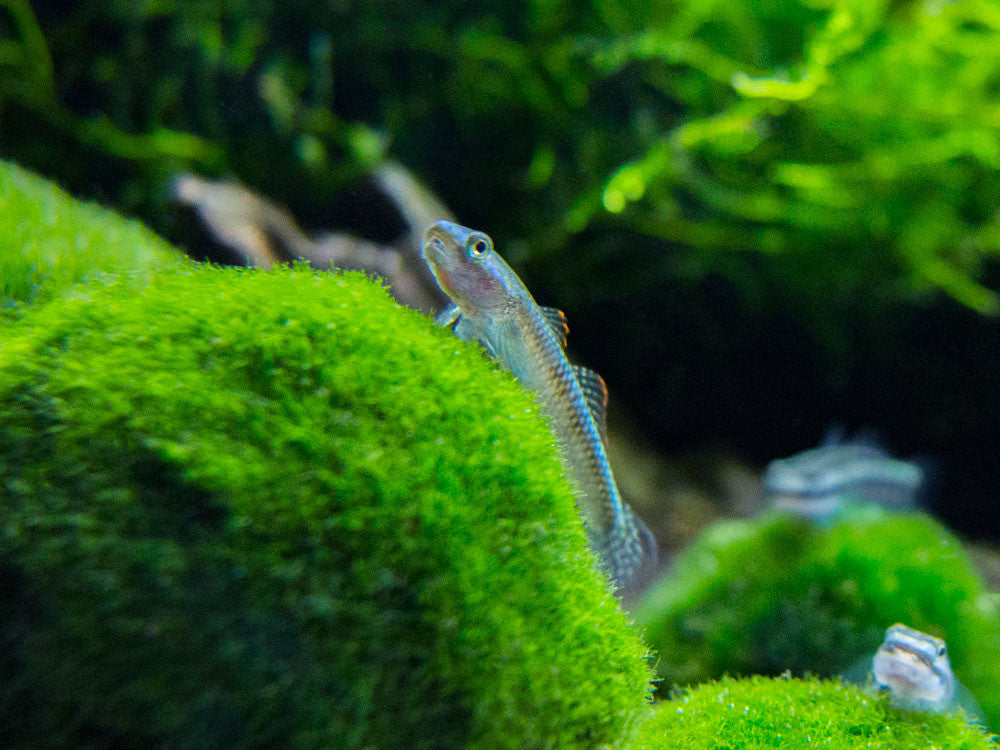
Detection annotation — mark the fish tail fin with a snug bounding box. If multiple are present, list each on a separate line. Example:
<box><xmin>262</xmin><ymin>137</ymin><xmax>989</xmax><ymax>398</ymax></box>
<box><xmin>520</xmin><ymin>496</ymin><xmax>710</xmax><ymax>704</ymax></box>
<box><xmin>820</xmin><ymin>423</ymin><xmax>848</xmax><ymax>446</ymax></box>
<box><xmin>839</xmin><ymin>655</ymin><xmax>875</xmax><ymax>688</ymax></box>
<box><xmin>604</xmin><ymin>504</ymin><xmax>658</xmax><ymax>591</ymax></box>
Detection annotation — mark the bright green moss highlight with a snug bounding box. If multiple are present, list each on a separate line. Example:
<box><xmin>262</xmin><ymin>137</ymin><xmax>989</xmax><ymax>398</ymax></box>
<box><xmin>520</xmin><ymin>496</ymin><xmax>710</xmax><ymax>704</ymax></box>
<box><xmin>636</xmin><ymin>676</ymin><xmax>996</xmax><ymax>749</ymax></box>
<box><xmin>0</xmin><ymin>159</ymin><xmax>177</xmax><ymax>316</ymax></box>
<box><xmin>634</xmin><ymin>509</ymin><xmax>1000</xmax><ymax>729</ymax></box>
<box><xmin>0</xmin><ymin>263</ymin><xmax>651</xmax><ymax>748</ymax></box>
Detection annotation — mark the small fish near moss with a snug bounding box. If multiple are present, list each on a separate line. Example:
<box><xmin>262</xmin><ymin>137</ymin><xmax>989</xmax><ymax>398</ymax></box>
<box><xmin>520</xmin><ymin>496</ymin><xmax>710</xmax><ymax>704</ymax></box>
<box><xmin>763</xmin><ymin>431</ymin><xmax>925</xmax><ymax>525</ymax></box>
<box><xmin>636</xmin><ymin>675</ymin><xmax>996</xmax><ymax>749</ymax></box>
<box><xmin>0</xmin><ymin>257</ymin><xmax>654</xmax><ymax>749</ymax></box>
<box><xmin>842</xmin><ymin>623</ymin><xmax>987</xmax><ymax>727</ymax></box>
<box><xmin>633</xmin><ymin>509</ymin><xmax>1000</xmax><ymax>729</ymax></box>
<box><xmin>420</xmin><ymin>219</ymin><xmax>656</xmax><ymax>590</ymax></box>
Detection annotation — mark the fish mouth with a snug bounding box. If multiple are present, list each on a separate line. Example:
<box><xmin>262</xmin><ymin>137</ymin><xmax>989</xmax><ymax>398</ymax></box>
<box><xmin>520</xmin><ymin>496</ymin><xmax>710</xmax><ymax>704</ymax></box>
<box><xmin>419</xmin><ymin>234</ymin><xmax>458</xmax><ymax>300</ymax></box>
<box><xmin>873</xmin><ymin>646</ymin><xmax>948</xmax><ymax>703</ymax></box>
<box><xmin>881</xmin><ymin>642</ymin><xmax>934</xmax><ymax>669</ymax></box>
<box><xmin>882</xmin><ymin>670</ymin><xmax>920</xmax><ymax>688</ymax></box>
<box><xmin>421</xmin><ymin>219</ymin><xmax>461</xmax><ymax>262</ymax></box>
<box><xmin>420</xmin><ymin>235</ymin><xmax>446</xmax><ymax>265</ymax></box>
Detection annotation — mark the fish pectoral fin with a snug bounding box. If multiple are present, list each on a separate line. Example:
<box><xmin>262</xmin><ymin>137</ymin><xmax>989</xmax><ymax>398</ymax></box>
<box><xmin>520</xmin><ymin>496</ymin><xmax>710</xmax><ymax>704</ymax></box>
<box><xmin>632</xmin><ymin>505</ymin><xmax>658</xmax><ymax>568</ymax></box>
<box><xmin>574</xmin><ymin>365</ymin><xmax>609</xmax><ymax>442</ymax></box>
<box><xmin>436</xmin><ymin>305</ymin><xmax>498</xmax><ymax>357</ymax></box>
<box><xmin>604</xmin><ymin>503</ymin><xmax>658</xmax><ymax>590</ymax></box>
<box><xmin>839</xmin><ymin>657</ymin><xmax>875</xmax><ymax>689</ymax></box>
<box><xmin>539</xmin><ymin>306</ymin><xmax>569</xmax><ymax>348</ymax></box>
<box><xmin>434</xmin><ymin>304</ymin><xmax>461</xmax><ymax>328</ymax></box>
<box><xmin>954</xmin><ymin>681</ymin><xmax>988</xmax><ymax>727</ymax></box>
<box><xmin>456</xmin><ymin>318</ymin><xmax>498</xmax><ymax>357</ymax></box>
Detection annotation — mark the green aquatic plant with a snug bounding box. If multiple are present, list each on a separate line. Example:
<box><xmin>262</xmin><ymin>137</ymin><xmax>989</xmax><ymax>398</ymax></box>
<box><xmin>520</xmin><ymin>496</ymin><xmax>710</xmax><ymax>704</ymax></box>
<box><xmin>636</xmin><ymin>676</ymin><xmax>996</xmax><ymax>749</ymax></box>
<box><xmin>0</xmin><ymin>160</ymin><xmax>177</xmax><ymax>317</ymax></box>
<box><xmin>6</xmin><ymin>1</ymin><xmax>1000</xmax><ymax>494</ymax></box>
<box><xmin>0</xmin><ymin>259</ymin><xmax>652</xmax><ymax>748</ymax></box>
<box><xmin>633</xmin><ymin>509</ymin><xmax>1000</xmax><ymax>729</ymax></box>
<box><xmin>3</xmin><ymin>0</ymin><xmax>999</xmax><ymax>323</ymax></box>
<box><xmin>584</xmin><ymin>0</ymin><xmax>1000</xmax><ymax>316</ymax></box>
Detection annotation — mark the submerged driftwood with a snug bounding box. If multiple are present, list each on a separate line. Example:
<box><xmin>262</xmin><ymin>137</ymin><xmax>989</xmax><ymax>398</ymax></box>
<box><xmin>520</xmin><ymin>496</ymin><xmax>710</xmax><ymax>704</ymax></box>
<box><xmin>171</xmin><ymin>161</ymin><xmax>452</xmax><ymax>314</ymax></box>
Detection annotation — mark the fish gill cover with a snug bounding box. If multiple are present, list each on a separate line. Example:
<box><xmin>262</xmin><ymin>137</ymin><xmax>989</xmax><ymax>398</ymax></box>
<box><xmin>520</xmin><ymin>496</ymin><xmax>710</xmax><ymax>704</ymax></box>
<box><xmin>633</xmin><ymin>509</ymin><xmax>1000</xmax><ymax>730</ymax></box>
<box><xmin>0</xmin><ymin>178</ymin><xmax>652</xmax><ymax>747</ymax></box>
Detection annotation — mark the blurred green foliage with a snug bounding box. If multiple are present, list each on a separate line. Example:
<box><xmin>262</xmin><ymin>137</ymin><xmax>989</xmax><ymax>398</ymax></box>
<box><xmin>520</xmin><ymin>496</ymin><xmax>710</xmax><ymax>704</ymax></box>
<box><xmin>2</xmin><ymin>0</ymin><xmax>998</xmax><ymax>319</ymax></box>
<box><xmin>0</xmin><ymin>159</ymin><xmax>177</xmax><ymax>318</ymax></box>
<box><xmin>0</xmin><ymin>257</ymin><xmax>652</xmax><ymax>747</ymax></box>
<box><xmin>633</xmin><ymin>509</ymin><xmax>1000</xmax><ymax>729</ymax></box>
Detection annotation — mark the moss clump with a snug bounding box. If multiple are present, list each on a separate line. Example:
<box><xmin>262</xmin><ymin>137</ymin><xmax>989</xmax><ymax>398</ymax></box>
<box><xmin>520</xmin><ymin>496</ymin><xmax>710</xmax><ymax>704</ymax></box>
<box><xmin>0</xmin><ymin>160</ymin><xmax>176</xmax><ymax>317</ymax></box>
<box><xmin>636</xmin><ymin>676</ymin><xmax>995</xmax><ymax>749</ymax></box>
<box><xmin>0</xmin><ymin>262</ymin><xmax>651</xmax><ymax>749</ymax></box>
<box><xmin>634</xmin><ymin>509</ymin><xmax>1000</xmax><ymax>728</ymax></box>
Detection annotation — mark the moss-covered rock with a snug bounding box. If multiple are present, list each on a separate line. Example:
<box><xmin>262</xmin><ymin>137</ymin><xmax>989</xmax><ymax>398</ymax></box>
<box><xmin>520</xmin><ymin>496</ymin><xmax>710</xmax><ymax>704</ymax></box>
<box><xmin>633</xmin><ymin>509</ymin><xmax>1000</xmax><ymax>729</ymax></box>
<box><xmin>636</xmin><ymin>676</ymin><xmax>995</xmax><ymax>749</ymax></box>
<box><xmin>0</xmin><ymin>160</ymin><xmax>177</xmax><ymax>318</ymax></box>
<box><xmin>0</xmin><ymin>262</ymin><xmax>651</xmax><ymax>748</ymax></box>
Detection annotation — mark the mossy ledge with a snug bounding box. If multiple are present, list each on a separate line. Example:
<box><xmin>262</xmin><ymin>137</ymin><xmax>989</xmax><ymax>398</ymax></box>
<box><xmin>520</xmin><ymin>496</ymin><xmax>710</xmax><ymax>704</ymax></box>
<box><xmin>634</xmin><ymin>509</ymin><xmax>1000</xmax><ymax>729</ymax></box>
<box><xmin>0</xmin><ymin>159</ymin><xmax>177</xmax><ymax>317</ymax></box>
<box><xmin>636</xmin><ymin>676</ymin><xmax>995</xmax><ymax>749</ymax></box>
<box><xmin>0</xmin><ymin>263</ymin><xmax>651</xmax><ymax>748</ymax></box>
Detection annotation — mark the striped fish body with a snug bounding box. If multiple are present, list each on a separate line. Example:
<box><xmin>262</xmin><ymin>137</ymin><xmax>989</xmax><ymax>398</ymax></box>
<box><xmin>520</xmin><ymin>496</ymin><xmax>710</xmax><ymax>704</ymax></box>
<box><xmin>421</xmin><ymin>220</ymin><xmax>653</xmax><ymax>588</ymax></box>
<box><xmin>763</xmin><ymin>437</ymin><xmax>924</xmax><ymax>524</ymax></box>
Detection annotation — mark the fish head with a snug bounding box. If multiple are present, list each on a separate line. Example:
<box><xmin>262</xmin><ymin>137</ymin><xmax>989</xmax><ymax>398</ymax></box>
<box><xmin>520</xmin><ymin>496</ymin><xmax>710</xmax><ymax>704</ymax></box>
<box><xmin>421</xmin><ymin>220</ymin><xmax>519</xmax><ymax>316</ymax></box>
<box><xmin>763</xmin><ymin>440</ymin><xmax>922</xmax><ymax>518</ymax></box>
<box><xmin>763</xmin><ymin>449</ymin><xmax>826</xmax><ymax>496</ymax></box>
<box><xmin>872</xmin><ymin>623</ymin><xmax>955</xmax><ymax>708</ymax></box>
<box><xmin>763</xmin><ymin>446</ymin><xmax>844</xmax><ymax>519</ymax></box>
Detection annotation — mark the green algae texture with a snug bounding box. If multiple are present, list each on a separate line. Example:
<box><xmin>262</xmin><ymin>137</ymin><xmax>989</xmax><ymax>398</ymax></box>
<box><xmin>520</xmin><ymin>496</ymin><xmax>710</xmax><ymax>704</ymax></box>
<box><xmin>633</xmin><ymin>509</ymin><xmax>1000</xmax><ymax>729</ymax></box>
<box><xmin>0</xmin><ymin>160</ymin><xmax>177</xmax><ymax>316</ymax></box>
<box><xmin>636</xmin><ymin>676</ymin><xmax>996</xmax><ymax>749</ymax></box>
<box><xmin>0</xmin><ymin>263</ymin><xmax>651</xmax><ymax>749</ymax></box>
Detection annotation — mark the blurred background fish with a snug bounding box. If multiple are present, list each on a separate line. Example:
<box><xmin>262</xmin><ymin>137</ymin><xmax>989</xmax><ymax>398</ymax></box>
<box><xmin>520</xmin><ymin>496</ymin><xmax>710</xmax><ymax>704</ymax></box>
<box><xmin>763</xmin><ymin>430</ymin><xmax>925</xmax><ymax>524</ymax></box>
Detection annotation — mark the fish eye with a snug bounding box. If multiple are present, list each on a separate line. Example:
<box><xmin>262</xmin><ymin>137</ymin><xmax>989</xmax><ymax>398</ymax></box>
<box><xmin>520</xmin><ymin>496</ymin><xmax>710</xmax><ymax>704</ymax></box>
<box><xmin>938</xmin><ymin>645</ymin><xmax>947</xmax><ymax>657</ymax></box>
<box><xmin>466</xmin><ymin>235</ymin><xmax>492</xmax><ymax>258</ymax></box>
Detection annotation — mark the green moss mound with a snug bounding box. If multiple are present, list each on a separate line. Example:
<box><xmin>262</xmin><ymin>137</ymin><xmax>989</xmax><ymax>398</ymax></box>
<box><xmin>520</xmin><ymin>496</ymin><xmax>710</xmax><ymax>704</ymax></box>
<box><xmin>0</xmin><ymin>263</ymin><xmax>651</xmax><ymax>749</ymax></box>
<box><xmin>634</xmin><ymin>509</ymin><xmax>1000</xmax><ymax>728</ymax></box>
<box><xmin>636</xmin><ymin>676</ymin><xmax>995</xmax><ymax>749</ymax></box>
<box><xmin>0</xmin><ymin>160</ymin><xmax>176</xmax><ymax>316</ymax></box>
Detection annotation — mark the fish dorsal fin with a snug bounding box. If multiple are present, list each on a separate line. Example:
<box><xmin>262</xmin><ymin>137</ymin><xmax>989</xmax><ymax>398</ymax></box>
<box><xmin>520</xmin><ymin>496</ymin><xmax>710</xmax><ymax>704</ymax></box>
<box><xmin>840</xmin><ymin>655</ymin><xmax>874</xmax><ymax>689</ymax></box>
<box><xmin>954</xmin><ymin>680</ymin><xmax>988</xmax><ymax>727</ymax></box>
<box><xmin>436</xmin><ymin>305</ymin><xmax>498</xmax><ymax>357</ymax></box>
<box><xmin>540</xmin><ymin>306</ymin><xmax>569</xmax><ymax>348</ymax></box>
<box><xmin>820</xmin><ymin>424</ymin><xmax>847</xmax><ymax>447</ymax></box>
<box><xmin>434</xmin><ymin>304</ymin><xmax>461</xmax><ymax>329</ymax></box>
<box><xmin>574</xmin><ymin>365</ymin><xmax>608</xmax><ymax>441</ymax></box>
